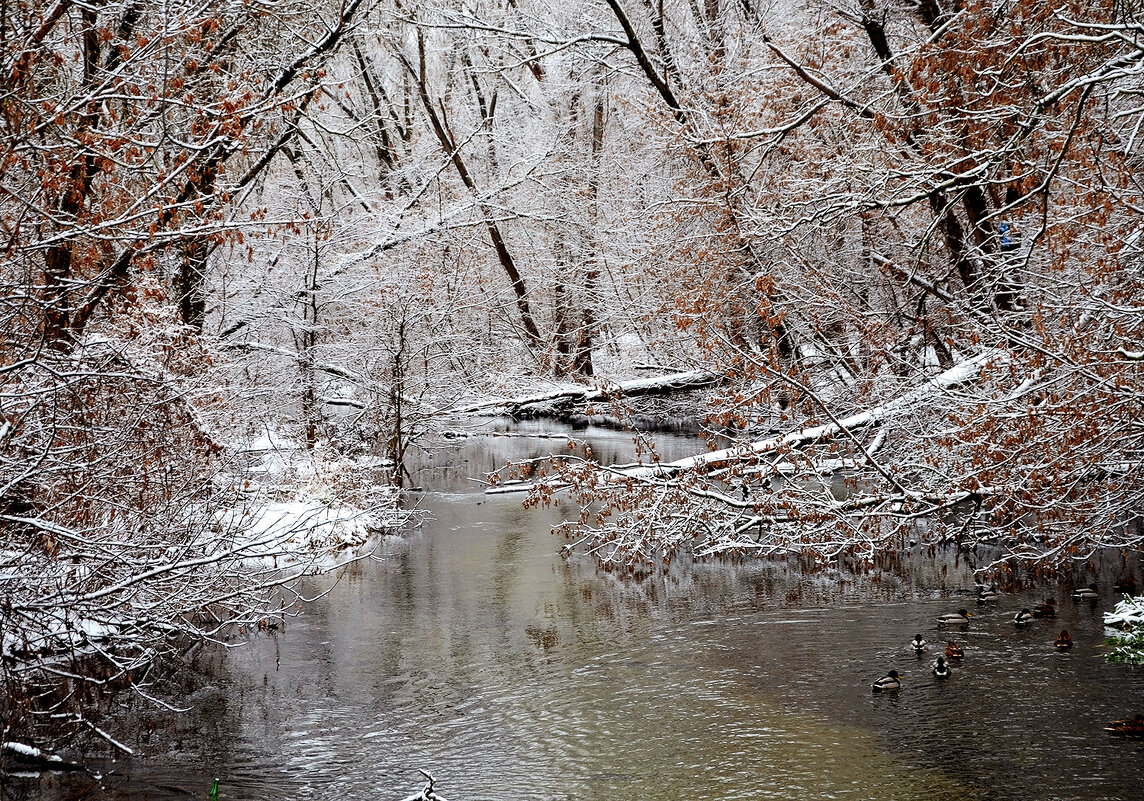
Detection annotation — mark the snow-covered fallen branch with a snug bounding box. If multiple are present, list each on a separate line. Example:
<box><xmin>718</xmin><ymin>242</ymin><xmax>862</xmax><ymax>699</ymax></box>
<box><xmin>398</xmin><ymin>769</ymin><xmax>450</xmax><ymax>801</ymax></box>
<box><xmin>629</xmin><ymin>350</ymin><xmax>1004</xmax><ymax>479</ymax></box>
<box><xmin>1</xmin><ymin>741</ymin><xmax>84</xmax><ymax>771</ymax></box>
<box><xmin>1105</xmin><ymin>595</ymin><xmax>1144</xmax><ymax>630</ymax></box>
<box><xmin>488</xmin><ymin>350</ymin><xmax>1005</xmax><ymax>495</ymax></box>
<box><xmin>455</xmin><ymin>369</ymin><xmax>722</xmax><ymax>416</ymax></box>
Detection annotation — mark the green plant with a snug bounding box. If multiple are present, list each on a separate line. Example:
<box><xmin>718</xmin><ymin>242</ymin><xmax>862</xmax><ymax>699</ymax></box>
<box><xmin>1104</xmin><ymin>597</ymin><xmax>1144</xmax><ymax>665</ymax></box>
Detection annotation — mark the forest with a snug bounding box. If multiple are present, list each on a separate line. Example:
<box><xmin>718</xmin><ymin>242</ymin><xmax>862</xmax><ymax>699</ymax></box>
<box><xmin>1</xmin><ymin>0</ymin><xmax>1142</xmax><ymax>761</ymax></box>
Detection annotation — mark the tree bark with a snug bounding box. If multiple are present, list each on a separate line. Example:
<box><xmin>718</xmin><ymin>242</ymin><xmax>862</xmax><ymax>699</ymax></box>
<box><xmin>402</xmin><ymin>35</ymin><xmax>544</xmax><ymax>353</ymax></box>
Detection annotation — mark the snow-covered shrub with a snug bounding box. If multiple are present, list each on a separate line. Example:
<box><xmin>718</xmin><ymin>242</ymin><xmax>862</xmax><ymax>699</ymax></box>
<box><xmin>1104</xmin><ymin>596</ymin><xmax>1144</xmax><ymax>665</ymax></box>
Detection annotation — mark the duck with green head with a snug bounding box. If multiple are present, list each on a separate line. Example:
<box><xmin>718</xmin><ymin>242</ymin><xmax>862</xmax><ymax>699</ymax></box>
<box><xmin>1072</xmin><ymin>583</ymin><xmax>1099</xmax><ymax>601</ymax></box>
<box><xmin>872</xmin><ymin>670</ymin><xmax>903</xmax><ymax>692</ymax></box>
<box><xmin>937</xmin><ymin>609</ymin><xmax>971</xmax><ymax>626</ymax></box>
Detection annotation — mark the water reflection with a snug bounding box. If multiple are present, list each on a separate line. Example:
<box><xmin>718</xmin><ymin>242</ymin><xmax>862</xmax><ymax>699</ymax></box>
<box><xmin>9</xmin><ymin>424</ymin><xmax>1144</xmax><ymax>800</ymax></box>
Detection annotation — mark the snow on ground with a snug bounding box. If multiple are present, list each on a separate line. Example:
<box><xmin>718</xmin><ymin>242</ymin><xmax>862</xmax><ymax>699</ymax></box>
<box><xmin>220</xmin><ymin>429</ymin><xmax>410</xmax><ymax>569</ymax></box>
<box><xmin>1</xmin><ymin>432</ymin><xmax>407</xmax><ymax>665</ymax></box>
<box><xmin>1104</xmin><ymin>595</ymin><xmax>1144</xmax><ymax>664</ymax></box>
<box><xmin>213</xmin><ymin>497</ymin><xmax>391</xmax><ymax>570</ymax></box>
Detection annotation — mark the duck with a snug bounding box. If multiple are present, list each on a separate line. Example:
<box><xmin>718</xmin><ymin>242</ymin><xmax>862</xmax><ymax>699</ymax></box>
<box><xmin>1104</xmin><ymin>714</ymin><xmax>1144</xmax><ymax>737</ymax></box>
<box><xmin>937</xmin><ymin>608</ymin><xmax>971</xmax><ymax>626</ymax></box>
<box><xmin>1032</xmin><ymin>598</ymin><xmax>1057</xmax><ymax>618</ymax></box>
<box><xmin>910</xmin><ymin>634</ymin><xmax>927</xmax><ymax>654</ymax></box>
<box><xmin>1054</xmin><ymin>629</ymin><xmax>1073</xmax><ymax>651</ymax></box>
<box><xmin>1113</xmin><ymin>577</ymin><xmax>1137</xmax><ymax>596</ymax></box>
<box><xmin>931</xmin><ymin>655</ymin><xmax>951</xmax><ymax>679</ymax></box>
<box><xmin>975</xmin><ymin>584</ymin><xmax>1000</xmax><ymax>604</ymax></box>
<box><xmin>945</xmin><ymin>641</ymin><xmax>965</xmax><ymax>659</ymax></box>
<box><xmin>872</xmin><ymin>669</ymin><xmax>903</xmax><ymax>692</ymax></box>
<box><xmin>1014</xmin><ymin>608</ymin><xmax>1035</xmax><ymax>626</ymax></box>
<box><xmin>1072</xmin><ymin>583</ymin><xmax>1099</xmax><ymax>601</ymax></box>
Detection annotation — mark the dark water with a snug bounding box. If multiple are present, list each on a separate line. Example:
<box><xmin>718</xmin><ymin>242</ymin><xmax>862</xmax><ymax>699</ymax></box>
<box><xmin>8</xmin><ymin>423</ymin><xmax>1144</xmax><ymax>800</ymax></box>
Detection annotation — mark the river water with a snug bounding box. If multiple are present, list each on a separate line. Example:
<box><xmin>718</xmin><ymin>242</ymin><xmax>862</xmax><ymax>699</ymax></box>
<box><xmin>11</xmin><ymin>423</ymin><xmax>1144</xmax><ymax>800</ymax></box>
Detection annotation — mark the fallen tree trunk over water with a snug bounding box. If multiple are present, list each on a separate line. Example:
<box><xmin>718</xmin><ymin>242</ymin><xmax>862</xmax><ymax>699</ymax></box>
<box><xmin>1</xmin><ymin>742</ymin><xmax>86</xmax><ymax>772</ymax></box>
<box><xmin>487</xmin><ymin>346</ymin><xmax>1143</xmax><ymax>576</ymax></box>
<box><xmin>489</xmin><ymin>350</ymin><xmax>1004</xmax><ymax>495</ymax></box>
<box><xmin>455</xmin><ymin>369</ymin><xmax>722</xmax><ymax>420</ymax></box>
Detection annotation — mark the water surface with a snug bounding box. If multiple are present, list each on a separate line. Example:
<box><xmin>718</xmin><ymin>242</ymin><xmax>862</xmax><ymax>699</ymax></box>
<box><xmin>12</xmin><ymin>423</ymin><xmax>1144</xmax><ymax>800</ymax></box>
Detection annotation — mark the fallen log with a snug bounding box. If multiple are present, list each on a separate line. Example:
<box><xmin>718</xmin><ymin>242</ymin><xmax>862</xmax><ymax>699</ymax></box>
<box><xmin>625</xmin><ymin>349</ymin><xmax>1005</xmax><ymax>479</ymax></box>
<box><xmin>455</xmin><ymin>369</ymin><xmax>722</xmax><ymax>420</ymax></box>
<box><xmin>1</xmin><ymin>742</ymin><xmax>85</xmax><ymax>772</ymax></box>
<box><xmin>486</xmin><ymin>349</ymin><xmax>1007</xmax><ymax>494</ymax></box>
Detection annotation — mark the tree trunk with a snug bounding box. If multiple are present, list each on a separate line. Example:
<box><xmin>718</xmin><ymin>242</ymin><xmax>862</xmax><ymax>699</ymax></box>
<box><xmin>403</xmin><ymin>36</ymin><xmax>544</xmax><ymax>354</ymax></box>
<box><xmin>179</xmin><ymin>239</ymin><xmax>209</xmax><ymax>330</ymax></box>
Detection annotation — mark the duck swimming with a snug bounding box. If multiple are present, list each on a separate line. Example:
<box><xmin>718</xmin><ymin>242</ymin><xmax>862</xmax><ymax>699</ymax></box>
<box><xmin>931</xmin><ymin>655</ymin><xmax>951</xmax><ymax>679</ymax></box>
<box><xmin>1105</xmin><ymin>715</ymin><xmax>1144</xmax><ymax>737</ymax></box>
<box><xmin>937</xmin><ymin>609</ymin><xmax>971</xmax><ymax>626</ymax></box>
<box><xmin>1032</xmin><ymin>599</ymin><xmax>1057</xmax><ymax>618</ymax></box>
<box><xmin>1014</xmin><ymin>608</ymin><xmax>1034</xmax><ymax>626</ymax></box>
<box><xmin>910</xmin><ymin>634</ymin><xmax>927</xmax><ymax>653</ymax></box>
<box><xmin>872</xmin><ymin>670</ymin><xmax>903</xmax><ymax>692</ymax></box>
<box><xmin>1113</xmin><ymin>577</ymin><xmax>1137</xmax><ymax>596</ymax></box>
<box><xmin>1072</xmin><ymin>583</ymin><xmax>1099</xmax><ymax>601</ymax></box>
<box><xmin>945</xmin><ymin>641</ymin><xmax>965</xmax><ymax>659</ymax></box>
<box><xmin>975</xmin><ymin>585</ymin><xmax>999</xmax><ymax>604</ymax></box>
<box><xmin>1054</xmin><ymin>629</ymin><xmax>1073</xmax><ymax>651</ymax></box>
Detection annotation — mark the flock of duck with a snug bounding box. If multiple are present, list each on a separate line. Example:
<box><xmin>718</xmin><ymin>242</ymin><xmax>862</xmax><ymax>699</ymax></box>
<box><xmin>871</xmin><ymin>578</ymin><xmax>1144</xmax><ymax>737</ymax></box>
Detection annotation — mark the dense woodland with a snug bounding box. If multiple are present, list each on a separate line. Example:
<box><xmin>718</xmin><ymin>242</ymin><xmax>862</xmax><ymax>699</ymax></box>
<box><xmin>1</xmin><ymin>0</ymin><xmax>1143</xmax><ymax>751</ymax></box>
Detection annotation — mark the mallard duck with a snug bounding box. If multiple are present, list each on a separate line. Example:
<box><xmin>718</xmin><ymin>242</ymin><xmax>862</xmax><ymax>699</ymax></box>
<box><xmin>872</xmin><ymin>669</ymin><xmax>903</xmax><ymax>692</ymax></box>
<box><xmin>945</xmin><ymin>641</ymin><xmax>965</xmax><ymax>659</ymax></box>
<box><xmin>1072</xmin><ymin>583</ymin><xmax>1099</xmax><ymax>601</ymax></box>
<box><xmin>937</xmin><ymin>608</ymin><xmax>972</xmax><ymax>626</ymax></box>
<box><xmin>975</xmin><ymin>584</ymin><xmax>999</xmax><ymax>604</ymax></box>
<box><xmin>931</xmin><ymin>655</ymin><xmax>951</xmax><ymax>679</ymax></box>
<box><xmin>1105</xmin><ymin>714</ymin><xmax>1144</xmax><ymax>737</ymax></box>
<box><xmin>1032</xmin><ymin>598</ymin><xmax>1057</xmax><ymax>618</ymax></box>
<box><xmin>1054</xmin><ymin>629</ymin><xmax>1073</xmax><ymax>651</ymax></box>
<box><xmin>1113</xmin><ymin>577</ymin><xmax>1137</xmax><ymax>596</ymax></box>
<box><xmin>1014</xmin><ymin>608</ymin><xmax>1034</xmax><ymax>626</ymax></box>
<box><xmin>910</xmin><ymin>634</ymin><xmax>927</xmax><ymax>653</ymax></box>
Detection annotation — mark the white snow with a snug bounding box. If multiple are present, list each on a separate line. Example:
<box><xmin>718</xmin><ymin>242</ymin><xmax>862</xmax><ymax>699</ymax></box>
<box><xmin>456</xmin><ymin>369</ymin><xmax>720</xmax><ymax>415</ymax></box>
<box><xmin>221</xmin><ymin>430</ymin><xmax>407</xmax><ymax>568</ymax></box>
<box><xmin>214</xmin><ymin>499</ymin><xmax>386</xmax><ymax>568</ymax></box>
<box><xmin>633</xmin><ymin>350</ymin><xmax>1005</xmax><ymax>478</ymax></box>
<box><xmin>1105</xmin><ymin>595</ymin><xmax>1144</xmax><ymax>630</ymax></box>
<box><xmin>246</xmin><ymin>429</ymin><xmax>294</xmax><ymax>452</ymax></box>
<box><xmin>2</xmin><ymin>742</ymin><xmax>62</xmax><ymax>762</ymax></box>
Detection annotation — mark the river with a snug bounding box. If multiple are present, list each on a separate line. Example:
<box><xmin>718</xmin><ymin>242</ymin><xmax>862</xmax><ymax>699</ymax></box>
<box><xmin>10</xmin><ymin>423</ymin><xmax>1144</xmax><ymax>800</ymax></box>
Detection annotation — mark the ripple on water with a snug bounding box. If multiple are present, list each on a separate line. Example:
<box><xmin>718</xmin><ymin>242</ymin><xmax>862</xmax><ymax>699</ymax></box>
<box><xmin>61</xmin><ymin>428</ymin><xmax>1144</xmax><ymax>801</ymax></box>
